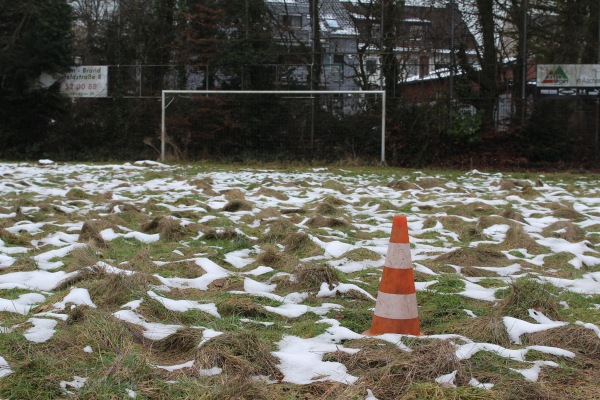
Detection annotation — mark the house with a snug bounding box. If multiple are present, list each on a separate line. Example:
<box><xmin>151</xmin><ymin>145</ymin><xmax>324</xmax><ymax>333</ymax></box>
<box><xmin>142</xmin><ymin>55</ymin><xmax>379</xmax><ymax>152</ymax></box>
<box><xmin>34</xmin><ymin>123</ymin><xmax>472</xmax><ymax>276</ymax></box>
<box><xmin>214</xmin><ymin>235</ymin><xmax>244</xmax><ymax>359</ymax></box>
<box><xmin>266</xmin><ymin>0</ymin><xmax>479</xmax><ymax>95</ymax></box>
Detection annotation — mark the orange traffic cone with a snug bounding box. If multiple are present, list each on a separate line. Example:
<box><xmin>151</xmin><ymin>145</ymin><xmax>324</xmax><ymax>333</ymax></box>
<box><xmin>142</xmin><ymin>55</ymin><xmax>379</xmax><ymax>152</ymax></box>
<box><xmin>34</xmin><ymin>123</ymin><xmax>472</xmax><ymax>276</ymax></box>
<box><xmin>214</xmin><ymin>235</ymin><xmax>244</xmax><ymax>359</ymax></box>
<box><xmin>364</xmin><ymin>215</ymin><xmax>420</xmax><ymax>336</ymax></box>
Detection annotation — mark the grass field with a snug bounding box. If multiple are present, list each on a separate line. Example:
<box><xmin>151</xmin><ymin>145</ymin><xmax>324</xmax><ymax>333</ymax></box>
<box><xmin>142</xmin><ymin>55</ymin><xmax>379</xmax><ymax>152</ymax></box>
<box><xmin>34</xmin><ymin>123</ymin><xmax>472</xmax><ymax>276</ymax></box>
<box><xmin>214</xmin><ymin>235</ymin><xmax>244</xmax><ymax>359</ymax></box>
<box><xmin>1</xmin><ymin>161</ymin><xmax>599</xmax><ymax>399</ymax></box>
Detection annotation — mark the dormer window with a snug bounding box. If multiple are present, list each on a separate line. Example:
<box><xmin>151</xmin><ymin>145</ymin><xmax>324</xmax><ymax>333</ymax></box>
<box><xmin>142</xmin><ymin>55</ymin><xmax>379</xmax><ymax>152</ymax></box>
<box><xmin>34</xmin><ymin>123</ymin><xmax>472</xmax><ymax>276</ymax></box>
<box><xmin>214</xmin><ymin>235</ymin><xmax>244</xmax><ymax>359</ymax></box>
<box><xmin>279</xmin><ymin>14</ymin><xmax>302</xmax><ymax>28</ymax></box>
<box><xmin>325</xmin><ymin>18</ymin><xmax>340</xmax><ymax>30</ymax></box>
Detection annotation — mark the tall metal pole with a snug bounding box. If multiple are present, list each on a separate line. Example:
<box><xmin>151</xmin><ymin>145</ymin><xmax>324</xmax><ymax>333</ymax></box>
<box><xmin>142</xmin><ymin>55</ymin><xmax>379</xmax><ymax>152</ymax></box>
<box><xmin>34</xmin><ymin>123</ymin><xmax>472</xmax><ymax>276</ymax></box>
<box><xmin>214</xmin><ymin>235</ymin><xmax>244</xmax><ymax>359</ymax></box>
<box><xmin>449</xmin><ymin>0</ymin><xmax>455</xmax><ymax>100</ymax></box>
<box><xmin>161</xmin><ymin>91</ymin><xmax>166</xmax><ymax>162</ymax></box>
<box><xmin>381</xmin><ymin>91</ymin><xmax>386</xmax><ymax>164</ymax></box>
<box><xmin>596</xmin><ymin>0</ymin><xmax>600</xmax><ymax>156</ymax></box>
<box><xmin>521</xmin><ymin>0</ymin><xmax>528</xmax><ymax>123</ymax></box>
<box><xmin>380</xmin><ymin>0</ymin><xmax>384</xmax><ymax>90</ymax></box>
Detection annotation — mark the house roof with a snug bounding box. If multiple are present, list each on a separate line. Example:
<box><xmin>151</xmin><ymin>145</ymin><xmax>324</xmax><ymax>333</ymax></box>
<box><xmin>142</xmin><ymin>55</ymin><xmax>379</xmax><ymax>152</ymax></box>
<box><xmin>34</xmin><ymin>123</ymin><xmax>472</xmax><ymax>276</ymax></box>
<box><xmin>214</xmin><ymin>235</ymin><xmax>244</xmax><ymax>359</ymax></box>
<box><xmin>266</xmin><ymin>0</ymin><xmax>478</xmax><ymax>53</ymax></box>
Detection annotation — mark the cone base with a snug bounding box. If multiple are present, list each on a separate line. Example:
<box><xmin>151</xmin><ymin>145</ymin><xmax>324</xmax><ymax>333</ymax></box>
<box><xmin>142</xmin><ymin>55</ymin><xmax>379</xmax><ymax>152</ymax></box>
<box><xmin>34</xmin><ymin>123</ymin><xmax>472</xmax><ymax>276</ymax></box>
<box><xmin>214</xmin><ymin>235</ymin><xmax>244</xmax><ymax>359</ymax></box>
<box><xmin>363</xmin><ymin>316</ymin><xmax>421</xmax><ymax>336</ymax></box>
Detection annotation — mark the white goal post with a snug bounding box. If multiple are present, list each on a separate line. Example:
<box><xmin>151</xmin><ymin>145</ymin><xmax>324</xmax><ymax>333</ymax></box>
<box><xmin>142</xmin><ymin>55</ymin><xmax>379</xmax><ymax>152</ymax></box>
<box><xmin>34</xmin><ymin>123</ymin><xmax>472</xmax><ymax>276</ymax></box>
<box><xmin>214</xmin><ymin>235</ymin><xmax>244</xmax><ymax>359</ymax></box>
<box><xmin>160</xmin><ymin>90</ymin><xmax>386</xmax><ymax>163</ymax></box>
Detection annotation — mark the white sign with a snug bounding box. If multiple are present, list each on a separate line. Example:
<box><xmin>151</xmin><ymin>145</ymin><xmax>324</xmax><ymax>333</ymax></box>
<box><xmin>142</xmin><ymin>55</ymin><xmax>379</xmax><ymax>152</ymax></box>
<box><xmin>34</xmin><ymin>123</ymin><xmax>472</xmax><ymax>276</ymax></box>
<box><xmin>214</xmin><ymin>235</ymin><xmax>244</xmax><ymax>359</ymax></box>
<box><xmin>61</xmin><ymin>66</ymin><xmax>108</xmax><ymax>97</ymax></box>
<box><xmin>537</xmin><ymin>64</ymin><xmax>600</xmax><ymax>87</ymax></box>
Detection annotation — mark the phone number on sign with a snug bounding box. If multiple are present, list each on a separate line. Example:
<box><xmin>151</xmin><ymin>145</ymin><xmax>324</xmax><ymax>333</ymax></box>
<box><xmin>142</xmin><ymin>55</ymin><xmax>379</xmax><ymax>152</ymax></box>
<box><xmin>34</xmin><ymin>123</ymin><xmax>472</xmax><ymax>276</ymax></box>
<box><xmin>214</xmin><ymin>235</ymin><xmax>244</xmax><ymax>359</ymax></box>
<box><xmin>64</xmin><ymin>83</ymin><xmax>99</xmax><ymax>91</ymax></box>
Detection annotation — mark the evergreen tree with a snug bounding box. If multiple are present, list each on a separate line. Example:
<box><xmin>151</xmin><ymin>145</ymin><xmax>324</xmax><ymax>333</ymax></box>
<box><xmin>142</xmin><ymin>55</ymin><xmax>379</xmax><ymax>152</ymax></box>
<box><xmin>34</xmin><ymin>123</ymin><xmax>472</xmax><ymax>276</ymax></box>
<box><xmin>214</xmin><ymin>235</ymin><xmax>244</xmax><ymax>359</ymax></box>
<box><xmin>0</xmin><ymin>0</ymin><xmax>73</xmax><ymax>158</ymax></box>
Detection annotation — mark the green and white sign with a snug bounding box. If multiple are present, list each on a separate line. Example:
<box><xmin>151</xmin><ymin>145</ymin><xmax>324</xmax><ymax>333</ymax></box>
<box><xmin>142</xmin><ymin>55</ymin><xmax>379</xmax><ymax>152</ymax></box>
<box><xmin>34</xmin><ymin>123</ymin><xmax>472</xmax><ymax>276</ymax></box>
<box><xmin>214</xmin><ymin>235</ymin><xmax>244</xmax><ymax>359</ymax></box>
<box><xmin>537</xmin><ymin>64</ymin><xmax>600</xmax><ymax>87</ymax></box>
<box><xmin>537</xmin><ymin>64</ymin><xmax>600</xmax><ymax>97</ymax></box>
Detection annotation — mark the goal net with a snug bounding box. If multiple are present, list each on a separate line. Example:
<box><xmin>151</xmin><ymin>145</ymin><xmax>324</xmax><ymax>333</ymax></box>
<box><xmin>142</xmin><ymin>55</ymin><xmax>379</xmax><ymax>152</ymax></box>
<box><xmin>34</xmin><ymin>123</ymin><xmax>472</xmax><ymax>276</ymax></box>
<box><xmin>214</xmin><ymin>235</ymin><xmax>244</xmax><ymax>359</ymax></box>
<box><xmin>160</xmin><ymin>90</ymin><xmax>386</xmax><ymax>163</ymax></box>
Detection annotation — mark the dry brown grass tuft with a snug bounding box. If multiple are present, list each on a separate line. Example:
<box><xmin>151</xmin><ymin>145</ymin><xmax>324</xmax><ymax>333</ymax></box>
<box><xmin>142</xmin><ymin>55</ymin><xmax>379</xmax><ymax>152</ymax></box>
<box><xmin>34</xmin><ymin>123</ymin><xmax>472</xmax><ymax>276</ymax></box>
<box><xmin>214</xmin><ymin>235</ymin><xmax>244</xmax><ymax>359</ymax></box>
<box><xmin>544</xmin><ymin>201</ymin><xmax>585</xmax><ymax>219</ymax></box>
<box><xmin>254</xmin><ymin>187</ymin><xmax>289</xmax><ymax>200</ymax></box>
<box><xmin>450</xmin><ymin>316</ymin><xmax>510</xmax><ymax>346</ymax></box>
<box><xmin>417</xmin><ymin>178</ymin><xmax>447</xmax><ymax>189</ymax></box>
<box><xmin>69</xmin><ymin>245</ymin><xmax>101</xmax><ymax>272</ymax></box>
<box><xmin>342</xmin><ymin>248</ymin><xmax>381</xmax><ymax>262</ymax></box>
<box><xmin>268</xmin><ymin>275</ymin><xmax>296</xmax><ymax>292</ymax></box>
<box><xmin>388</xmin><ymin>180</ymin><xmax>419</xmax><ymax>190</ymax></box>
<box><xmin>398</xmin><ymin>383</ymin><xmax>498</xmax><ymax>399</ymax></box>
<box><xmin>476</xmin><ymin>215</ymin><xmax>512</xmax><ymax>230</ymax></box>
<box><xmin>0</xmin><ymin>227</ymin><xmax>29</xmax><ymax>245</ymax></box>
<box><xmin>53</xmin><ymin>267</ymin><xmax>98</xmax><ymax>291</ymax></box>
<box><xmin>409</xmin><ymin>340</ymin><xmax>464</xmax><ymax>382</ymax></box>
<box><xmin>4</xmin><ymin>254</ymin><xmax>37</xmax><ymax>272</ymax></box>
<box><xmin>498</xmin><ymin>179</ymin><xmax>517</xmax><ymax>190</ymax></box>
<box><xmin>190</xmin><ymin>177</ymin><xmax>218</xmax><ymax>195</ymax></box>
<box><xmin>256</xmin><ymin>245</ymin><xmax>298</xmax><ymax>272</ymax></box>
<box><xmin>495</xmin><ymin>278</ymin><xmax>562</xmax><ymax>320</ymax></box>
<box><xmin>151</xmin><ymin>327</ymin><xmax>203</xmax><ymax>356</ymax></box>
<box><xmin>334</xmin><ymin>339</ymin><xmax>463</xmax><ymax>399</ymax></box>
<box><xmin>106</xmin><ymin>201</ymin><xmax>142</xmax><ymax>213</ymax></box>
<box><xmin>124</xmin><ymin>246</ymin><xmax>156</xmax><ymax>273</ymax></box>
<box><xmin>218</xmin><ymin>297</ymin><xmax>270</xmax><ymax>318</ymax></box>
<box><xmin>435</xmin><ymin>247</ymin><xmax>509</xmax><ymax>267</ymax></box>
<box><xmin>519</xmin><ymin>186</ymin><xmax>541</xmax><ymax>199</ymax></box>
<box><xmin>501</xmin><ymin>208</ymin><xmax>526</xmax><ymax>223</ymax></box>
<box><xmin>315</xmin><ymin>201</ymin><xmax>342</xmax><ymax>216</ymax></box>
<box><xmin>280</xmin><ymin>207</ymin><xmax>307</xmax><ymax>215</ymax></box>
<box><xmin>258</xmin><ymin>218</ymin><xmax>297</xmax><ymax>243</ymax></box>
<box><xmin>158</xmin><ymin>260</ymin><xmax>203</xmax><ymax>279</ymax></box>
<box><xmin>141</xmin><ymin>216</ymin><xmax>189</xmax><ymax>241</ymax></box>
<box><xmin>294</xmin><ymin>263</ymin><xmax>339</xmax><ymax>291</ymax></box>
<box><xmin>326</xmin><ymin>343</ymin><xmax>403</xmax><ymax>372</ymax></box>
<box><xmin>66</xmin><ymin>187</ymin><xmax>91</xmax><ymax>200</ymax></box>
<box><xmin>203</xmin><ymin>227</ymin><xmax>241</xmax><ymax>241</ymax></box>
<box><xmin>499</xmin><ymin>225</ymin><xmax>542</xmax><ymax>252</ymax></box>
<box><xmin>281</xmin><ymin>381</ymin><xmax>350</xmax><ymax>400</ymax></box>
<box><xmin>222</xmin><ymin>199</ymin><xmax>254</xmax><ymax>212</ymax></box>
<box><xmin>282</xmin><ymin>232</ymin><xmax>322</xmax><ymax>257</ymax></box>
<box><xmin>552</xmin><ymin>207</ymin><xmax>586</xmax><ymax>221</ymax></box>
<box><xmin>64</xmin><ymin>304</ymin><xmax>91</xmax><ymax>325</ymax></box>
<box><xmin>256</xmin><ymin>207</ymin><xmax>282</xmax><ymax>219</ymax></box>
<box><xmin>541</xmin><ymin>220</ymin><xmax>585</xmax><ymax>242</ymax></box>
<box><xmin>78</xmin><ymin>220</ymin><xmax>109</xmax><ymax>248</ymax></box>
<box><xmin>306</xmin><ymin>215</ymin><xmax>351</xmax><ymax>229</ymax></box>
<box><xmin>447</xmin><ymin>201</ymin><xmax>497</xmax><ymax>217</ymax></box>
<box><xmin>195</xmin><ymin>331</ymin><xmax>279</xmax><ymax>378</ymax></box>
<box><xmin>223</xmin><ymin>188</ymin><xmax>246</xmax><ymax>200</ymax></box>
<box><xmin>83</xmin><ymin>269</ymin><xmax>159</xmax><ymax>307</ymax></box>
<box><xmin>199</xmin><ymin>375</ymin><xmax>275</xmax><ymax>400</ymax></box>
<box><xmin>436</xmin><ymin>216</ymin><xmax>484</xmax><ymax>242</ymax></box>
<box><xmin>421</xmin><ymin>216</ymin><xmax>439</xmax><ymax>229</ymax></box>
<box><xmin>459</xmin><ymin>265</ymin><xmax>499</xmax><ymax>278</ymax></box>
<box><xmin>494</xmin><ymin>378</ymin><xmax>559</xmax><ymax>400</ymax></box>
<box><xmin>208</xmin><ymin>276</ymin><xmax>245</xmax><ymax>291</ymax></box>
<box><xmin>523</xmin><ymin>325</ymin><xmax>600</xmax><ymax>359</ymax></box>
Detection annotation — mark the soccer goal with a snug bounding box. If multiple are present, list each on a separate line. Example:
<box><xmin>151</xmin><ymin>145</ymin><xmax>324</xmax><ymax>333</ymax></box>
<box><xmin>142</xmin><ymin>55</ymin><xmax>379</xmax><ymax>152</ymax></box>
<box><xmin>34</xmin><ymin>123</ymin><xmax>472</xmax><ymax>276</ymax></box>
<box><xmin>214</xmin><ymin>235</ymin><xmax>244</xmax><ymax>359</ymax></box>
<box><xmin>160</xmin><ymin>90</ymin><xmax>386</xmax><ymax>163</ymax></box>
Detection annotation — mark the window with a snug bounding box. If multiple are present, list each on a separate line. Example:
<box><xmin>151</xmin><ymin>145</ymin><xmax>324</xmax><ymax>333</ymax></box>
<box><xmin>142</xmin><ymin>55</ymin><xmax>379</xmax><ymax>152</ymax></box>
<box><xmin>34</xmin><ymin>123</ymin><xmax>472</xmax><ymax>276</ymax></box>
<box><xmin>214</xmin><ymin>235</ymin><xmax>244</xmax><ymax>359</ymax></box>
<box><xmin>419</xmin><ymin>56</ymin><xmax>429</xmax><ymax>78</ymax></box>
<box><xmin>366</xmin><ymin>59</ymin><xmax>377</xmax><ymax>74</ymax></box>
<box><xmin>409</xmin><ymin>25</ymin><xmax>424</xmax><ymax>41</ymax></box>
<box><xmin>325</xmin><ymin>18</ymin><xmax>340</xmax><ymax>30</ymax></box>
<box><xmin>279</xmin><ymin>14</ymin><xmax>302</xmax><ymax>28</ymax></box>
<box><xmin>333</xmin><ymin>54</ymin><xmax>344</xmax><ymax>65</ymax></box>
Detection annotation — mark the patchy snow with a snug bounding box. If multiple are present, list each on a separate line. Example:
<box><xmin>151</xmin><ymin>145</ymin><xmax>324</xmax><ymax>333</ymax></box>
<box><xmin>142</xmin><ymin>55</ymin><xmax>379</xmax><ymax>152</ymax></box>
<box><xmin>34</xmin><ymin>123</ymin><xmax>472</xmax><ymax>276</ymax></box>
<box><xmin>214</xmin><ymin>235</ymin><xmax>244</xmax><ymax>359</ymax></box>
<box><xmin>0</xmin><ymin>356</ymin><xmax>12</xmax><ymax>378</ymax></box>
<box><xmin>24</xmin><ymin>318</ymin><xmax>59</xmax><ymax>343</ymax></box>
<box><xmin>273</xmin><ymin>319</ymin><xmax>361</xmax><ymax>385</ymax></box>
<box><xmin>53</xmin><ymin>287</ymin><xmax>97</xmax><ymax>310</ymax></box>
<box><xmin>1</xmin><ymin>162</ymin><xmax>599</xmax><ymax>395</ymax></box>
<box><xmin>504</xmin><ymin>315</ymin><xmax>568</xmax><ymax>345</ymax></box>
<box><xmin>147</xmin><ymin>290</ymin><xmax>221</xmax><ymax>317</ymax></box>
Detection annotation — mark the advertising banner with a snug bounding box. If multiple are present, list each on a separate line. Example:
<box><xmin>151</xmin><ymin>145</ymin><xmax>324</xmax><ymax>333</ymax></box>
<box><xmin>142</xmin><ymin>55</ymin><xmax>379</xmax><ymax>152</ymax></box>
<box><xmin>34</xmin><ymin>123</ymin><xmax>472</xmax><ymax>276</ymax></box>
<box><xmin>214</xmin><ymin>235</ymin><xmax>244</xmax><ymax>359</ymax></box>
<box><xmin>537</xmin><ymin>64</ymin><xmax>600</xmax><ymax>97</ymax></box>
<box><xmin>61</xmin><ymin>66</ymin><xmax>108</xmax><ymax>97</ymax></box>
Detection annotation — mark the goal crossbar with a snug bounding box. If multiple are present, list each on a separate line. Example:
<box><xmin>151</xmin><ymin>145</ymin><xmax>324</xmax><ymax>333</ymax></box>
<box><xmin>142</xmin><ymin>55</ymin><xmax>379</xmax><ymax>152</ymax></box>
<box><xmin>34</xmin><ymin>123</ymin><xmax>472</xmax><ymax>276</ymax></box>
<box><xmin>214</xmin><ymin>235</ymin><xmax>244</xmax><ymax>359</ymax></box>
<box><xmin>160</xmin><ymin>89</ymin><xmax>386</xmax><ymax>163</ymax></box>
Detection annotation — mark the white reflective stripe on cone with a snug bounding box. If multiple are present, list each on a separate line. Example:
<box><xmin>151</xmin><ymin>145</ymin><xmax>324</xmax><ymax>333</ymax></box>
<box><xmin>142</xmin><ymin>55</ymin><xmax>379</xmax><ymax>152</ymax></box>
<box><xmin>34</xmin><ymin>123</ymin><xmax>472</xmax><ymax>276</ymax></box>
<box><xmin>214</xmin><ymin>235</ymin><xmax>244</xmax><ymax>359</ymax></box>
<box><xmin>384</xmin><ymin>243</ymin><xmax>412</xmax><ymax>269</ymax></box>
<box><xmin>373</xmin><ymin>292</ymin><xmax>418</xmax><ymax>320</ymax></box>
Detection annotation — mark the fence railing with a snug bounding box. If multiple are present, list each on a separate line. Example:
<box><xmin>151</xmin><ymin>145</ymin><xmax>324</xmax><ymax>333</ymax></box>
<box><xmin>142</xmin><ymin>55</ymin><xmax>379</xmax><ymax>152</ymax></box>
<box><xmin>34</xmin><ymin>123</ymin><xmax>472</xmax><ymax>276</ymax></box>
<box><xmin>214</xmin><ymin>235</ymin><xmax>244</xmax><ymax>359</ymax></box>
<box><xmin>102</xmin><ymin>63</ymin><xmax>599</xmax><ymax>144</ymax></box>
